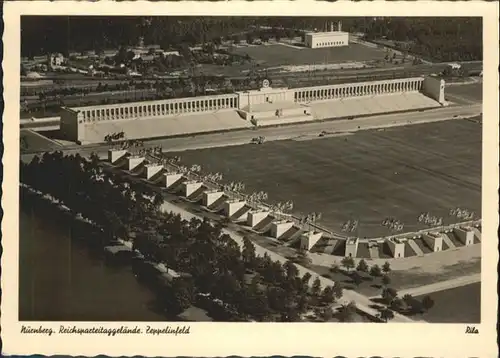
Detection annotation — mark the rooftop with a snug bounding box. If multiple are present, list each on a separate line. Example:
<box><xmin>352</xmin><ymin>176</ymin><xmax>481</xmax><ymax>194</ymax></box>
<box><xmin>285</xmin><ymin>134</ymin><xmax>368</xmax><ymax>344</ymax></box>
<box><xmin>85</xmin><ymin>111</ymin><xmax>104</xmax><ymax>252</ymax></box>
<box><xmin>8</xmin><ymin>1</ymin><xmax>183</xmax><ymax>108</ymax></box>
<box><xmin>306</xmin><ymin>31</ymin><xmax>349</xmax><ymax>38</ymax></box>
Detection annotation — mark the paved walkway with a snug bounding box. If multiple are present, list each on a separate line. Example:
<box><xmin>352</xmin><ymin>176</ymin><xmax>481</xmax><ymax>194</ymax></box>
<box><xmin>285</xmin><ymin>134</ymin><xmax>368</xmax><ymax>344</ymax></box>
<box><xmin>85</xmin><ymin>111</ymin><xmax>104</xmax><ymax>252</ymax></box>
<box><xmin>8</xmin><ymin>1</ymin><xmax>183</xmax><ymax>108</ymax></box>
<box><xmin>159</xmin><ymin>201</ymin><xmax>415</xmax><ymax>323</ymax></box>
<box><xmin>309</xmin><ymin>243</ymin><xmax>480</xmax><ymax>273</ymax></box>
<box><xmin>370</xmin><ymin>273</ymin><xmax>481</xmax><ymax>299</ymax></box>
<box><xmin>21</xmin><ymin>103</ymin><xmax>481</xmax><ymax>164</ymax></box>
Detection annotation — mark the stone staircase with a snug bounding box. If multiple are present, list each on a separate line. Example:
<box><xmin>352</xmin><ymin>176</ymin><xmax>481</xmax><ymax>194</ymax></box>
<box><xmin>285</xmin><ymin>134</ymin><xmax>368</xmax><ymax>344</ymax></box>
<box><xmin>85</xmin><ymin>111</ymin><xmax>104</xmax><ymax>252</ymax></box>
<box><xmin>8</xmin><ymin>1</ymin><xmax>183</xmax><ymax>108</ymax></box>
<box><xmin>407</xmin><ymin>239</ymin><xmax>425</xmax><ymax>256</ymax></box>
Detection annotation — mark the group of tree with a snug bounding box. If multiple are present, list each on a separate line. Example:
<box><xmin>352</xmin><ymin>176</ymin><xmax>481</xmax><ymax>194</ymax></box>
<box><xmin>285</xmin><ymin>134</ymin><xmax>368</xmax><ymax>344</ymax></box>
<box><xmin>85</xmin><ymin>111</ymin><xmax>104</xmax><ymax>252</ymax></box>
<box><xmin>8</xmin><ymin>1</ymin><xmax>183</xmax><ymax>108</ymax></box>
<box><xmin>380</xmin><ymin>287</ymin><xmax>435</xmax><ymax>320</ymax></box>
<box><xmin>362</xmin><ymin>18</ymin><xmax>482</xmax><ymax>62</ymax></box>
<box><xmin>330</xmin><ymin>257</ymin><xmax>392</xmax><ymax>288</ymax></box>
<box><xmin>22</xmin><ymin>17</ymin><xmax>481</xmax><ymax>64</ymax></box>
<box><xmin>20</xmin><ymin>151</ymin><xmax>347</xmax><ymax>322</ymax></box>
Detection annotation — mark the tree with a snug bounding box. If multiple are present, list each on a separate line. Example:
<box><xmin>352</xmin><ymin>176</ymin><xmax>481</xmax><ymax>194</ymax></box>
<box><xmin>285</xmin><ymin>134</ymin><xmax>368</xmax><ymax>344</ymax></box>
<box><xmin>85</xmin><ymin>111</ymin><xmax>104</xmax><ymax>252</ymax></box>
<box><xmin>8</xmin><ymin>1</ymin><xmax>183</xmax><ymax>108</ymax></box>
<box><xmin>311</xmin><ymin>277</ymin><xmax>322</xmax><ymax>296</ymax></box>
<box><xmin>382</xmin><ymin>261</ymin><xmax>392</xmax><ymax>275</ymax></box>
<box><xmin>402</xmin><ymin>293</ymin><xmax>414</xmax><ymax>305</ymax></box>
<box><xmin>321</xmin><ymin>285</ymin><xmax>335</xmax><ymax>304</ymax></box>
<box><xmin>246</xmin><ymin>33</ymin><xmax>254</xmax><ymax>45</ymax></box>
<box><xmin>283</xmin><ymin>260</ymin><xmax>299</xmax><ymax>280</ymax></box>
<box><xmin>390</xmin><ymin>297</ymin><xmax>404</xmax><ymax>311</ymax></box>
<box><xmin>356</xmin><ymin>259</ymin><xmax>369</xmax><ymax>273</ymax></box>
<box><xmin>168</xmin><ymin>278</ymin><xmax>195</xmax><ymax>313</ymax></box>
<box><xmin>241</xmin><ymin>236</ymin><xmax>257</xmax><ymax>268</ymax></box>
<box><xmin>332</xmin><ymin>283</ymin><xmax>343</xmax><ymax>300</ymax></box>
<box><xmin>329</xmin><ymin>262</ymin><xmax>340</xmax><ymax>273</ymax></box>
<box><xmin>421</xmin><ymin>295</ymin><xmax>435</xmax><ymax>312</ymax></box>
<box><xmin>382</xmin><ymin>287</ymin><xmax>398</xmax><ymax>305</ymax></box>
<box><xmin>152</xmin><ymin>193</ymin><xmax>164</xmax><ymax>210</ymax></box>
<box><xmin>341</xmin><ymin>256</ymin><xmax>355</xmax><ymax>272</ymax></box>
<box><xmin>337</xmin><ymin>301</ymin><xmax>357</xmax><ymax>322</ymax></box>
<box><xmin>296</xmin><ymin>248</ymin><xmax>312</xmax><ymax>266</ymax></box>
<box><xmin>381</xmin><ymin>274</ymin><xmax>391</xmax><ymax>287</ymax></box>
<box><xmin>379</xmin><ymin>308</ymin><xmax>395</xmax><ymax>322</ymax></box>
<box><xmin>370</xmin><ymin>264</ymin><xmax>382</xmax><ymax>277</ymax></box>
<box><xmin>319</xmin><ymin>306</ymin><xmax>334</xmax><ymax>322</ymax></box>
<box><xmin>301</xmin><ymin>272</ymin><xmax>312</xmax><ymax>287</ymax></box>
<box><xmin>297</xmin><ymin>294</ymin><xmax>309</xmax><ymax>313</ymax></box>
<box><xmin>350</xmin><ymin>271</ymin><xmax>363</xmax><ymax>287</ymax></box>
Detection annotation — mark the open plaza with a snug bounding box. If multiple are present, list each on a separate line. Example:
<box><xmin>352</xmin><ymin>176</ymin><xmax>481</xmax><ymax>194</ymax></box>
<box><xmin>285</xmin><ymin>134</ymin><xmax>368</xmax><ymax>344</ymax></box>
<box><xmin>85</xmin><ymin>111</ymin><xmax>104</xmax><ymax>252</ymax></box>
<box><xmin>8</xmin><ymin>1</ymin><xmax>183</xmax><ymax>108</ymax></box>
<box><xmin>166</xmin><ymin>119</ymin><xmax>481</xmax><ymax>239</ymax></box>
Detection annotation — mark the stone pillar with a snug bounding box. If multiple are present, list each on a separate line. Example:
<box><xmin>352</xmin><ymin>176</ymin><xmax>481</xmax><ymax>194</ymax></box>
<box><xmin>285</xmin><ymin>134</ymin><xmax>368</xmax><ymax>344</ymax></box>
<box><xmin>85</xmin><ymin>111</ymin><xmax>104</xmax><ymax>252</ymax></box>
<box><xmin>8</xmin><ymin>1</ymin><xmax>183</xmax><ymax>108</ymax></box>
<box><xmin>223</xmin><ymin>199</ymin><xmax>247</xmax><ymax>218</ymax></box>
<box><xmin>127</xmin><ymin>156</ymin><xmax>145</xmax><ymax>171</ymax></box>
<box><xmin>247</xmin><ymin>210</ymin><xmax>270</xmax><ymax>228</ymax></box>
<box><xmin>144</xmin><ymin>164</ymin><xmax>164</xmax><ymax>180</ymax></box>
<box><xmin>108</xmin><ymin>149</ymin><xmax>127</xmax><ymax>164</ymax></box>
<box><xmin>202</xmin><ymin>190</ymin><xmax>225</xmax><ymax>207</ymax></box>
<box><xmin>300</xmin><ymin>231</ymin><xmax>323</xmax><ymax>251</ymax></box>
<box><xmin>164</xmin><ymin>173</ymin><xmax>184</xmax><ymax>189</ymax></box>
<box><xmin>270</xmin><ymin>220</ymin><xmax>294</xmax><ymax>239</ymax></box>
<box><xmin>182</xmin><ymin>181</ymin><xmax>204</xmax><ymax>198</ymax></box>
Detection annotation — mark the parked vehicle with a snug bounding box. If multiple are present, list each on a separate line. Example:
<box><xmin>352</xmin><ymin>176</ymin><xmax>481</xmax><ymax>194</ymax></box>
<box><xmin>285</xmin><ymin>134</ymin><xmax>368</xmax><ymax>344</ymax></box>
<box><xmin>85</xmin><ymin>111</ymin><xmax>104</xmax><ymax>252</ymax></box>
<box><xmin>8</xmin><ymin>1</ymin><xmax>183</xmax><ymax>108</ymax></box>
<box><xmin>251</xmin><ymin>136</ymin><xmax>265</xmax><ymax>144</ymax></box>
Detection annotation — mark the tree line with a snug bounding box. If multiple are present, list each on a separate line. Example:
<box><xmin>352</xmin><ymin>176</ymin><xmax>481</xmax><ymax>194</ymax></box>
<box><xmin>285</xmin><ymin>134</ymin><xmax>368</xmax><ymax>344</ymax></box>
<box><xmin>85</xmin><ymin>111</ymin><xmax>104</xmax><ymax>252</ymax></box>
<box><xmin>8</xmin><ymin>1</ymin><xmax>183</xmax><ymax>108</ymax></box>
<box><xmin>20</xmin><ymin>152</ymin><xmax>357</xmax><ymax>322</ymax></box>
<box><xmin>330</xmin><ymin>256</ymin><xmax>435</xmax><ymax>322</ymax></box>
<box><xmin>22</xmin><ymin>17</ymin><xmax>481</xmax><ymax>63</ymax></box>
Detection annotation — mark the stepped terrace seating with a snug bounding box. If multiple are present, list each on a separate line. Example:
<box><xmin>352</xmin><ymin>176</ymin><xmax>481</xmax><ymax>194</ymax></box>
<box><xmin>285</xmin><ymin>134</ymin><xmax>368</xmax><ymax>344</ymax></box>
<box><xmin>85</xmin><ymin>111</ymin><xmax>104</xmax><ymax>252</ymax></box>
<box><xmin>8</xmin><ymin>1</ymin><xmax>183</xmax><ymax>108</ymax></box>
<box><xmin>82</xmin><ymin>110</ymin><xmax>252</xmax><ymax>144</ymax></box>
<box><xmin>311</xmin><ymin>92</ymin><xmax>441</xmax><ymax>121</ymax></box>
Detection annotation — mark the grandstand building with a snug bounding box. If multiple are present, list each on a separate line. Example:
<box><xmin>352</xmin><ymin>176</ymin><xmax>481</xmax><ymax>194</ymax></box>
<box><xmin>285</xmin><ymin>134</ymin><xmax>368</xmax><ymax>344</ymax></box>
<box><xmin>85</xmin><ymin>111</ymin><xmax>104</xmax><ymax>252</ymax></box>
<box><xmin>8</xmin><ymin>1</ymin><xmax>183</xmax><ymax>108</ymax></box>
<box><xmin>60</xmin><ymin>76</ymin><xmax>446</xmax><ymax>144</ymax></box>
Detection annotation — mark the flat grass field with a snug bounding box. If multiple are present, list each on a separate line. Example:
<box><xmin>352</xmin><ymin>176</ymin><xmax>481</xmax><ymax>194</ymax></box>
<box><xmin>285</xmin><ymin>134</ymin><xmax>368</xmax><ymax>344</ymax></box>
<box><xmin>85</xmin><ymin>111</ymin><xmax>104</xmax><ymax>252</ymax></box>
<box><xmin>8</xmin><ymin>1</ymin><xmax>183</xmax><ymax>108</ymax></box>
<box><xmin>230</xmin><ymin>43</ymin><xmax>387</xmax><ymax>67</ymax></box>
<box><xmin>169</xmin><ymin>119</ymin><xmax>481</xmax><ymax>238</ymax></box>
<box><xmin>415</xmin><ymin>282</ymin><xmax>481</xmax><ymax>323</ymax></box>
<box><xmin>446</xmin><ymin>83</ymin><xmax>483</xmax><ymax>103</ymax></box>
<box><xmin>20</xmin><ymin>129</ymin><xmax>61</xmax><ymax>152</ymax></box>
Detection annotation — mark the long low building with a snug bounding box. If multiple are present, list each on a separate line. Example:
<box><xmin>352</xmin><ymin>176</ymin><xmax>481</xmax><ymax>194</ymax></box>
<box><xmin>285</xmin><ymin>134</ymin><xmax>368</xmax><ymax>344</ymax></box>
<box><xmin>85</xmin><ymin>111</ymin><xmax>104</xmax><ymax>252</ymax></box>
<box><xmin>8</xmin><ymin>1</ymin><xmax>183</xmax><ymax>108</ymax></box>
<box><xmin>60</xmin><ymin>76</ymin><xmax>446</xmax><ymax>144</ymax></box>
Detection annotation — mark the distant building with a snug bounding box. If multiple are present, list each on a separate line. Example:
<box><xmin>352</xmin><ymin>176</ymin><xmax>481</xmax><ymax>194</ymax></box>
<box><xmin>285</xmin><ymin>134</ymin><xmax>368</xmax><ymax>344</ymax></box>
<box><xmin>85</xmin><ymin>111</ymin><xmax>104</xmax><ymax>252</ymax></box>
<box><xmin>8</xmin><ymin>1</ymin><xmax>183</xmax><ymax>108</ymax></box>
<box><xmin>448</xmin><ymin>63</ymin><xmax>462</xmax><ymax>70</ymax></box>
<box><xmin>305</xmin><ymin>21</ymin><xmax>349</xmax><ymax>49</ymax></box>
<box><xmin>25</xmin><ymin>71</ymin><xmax>43</xmax><ymax>80</ymax></box>
<box><xmin>48</xmin><ymin>53</ymin><xmax>65</xmax><ymax>67</ymax></box>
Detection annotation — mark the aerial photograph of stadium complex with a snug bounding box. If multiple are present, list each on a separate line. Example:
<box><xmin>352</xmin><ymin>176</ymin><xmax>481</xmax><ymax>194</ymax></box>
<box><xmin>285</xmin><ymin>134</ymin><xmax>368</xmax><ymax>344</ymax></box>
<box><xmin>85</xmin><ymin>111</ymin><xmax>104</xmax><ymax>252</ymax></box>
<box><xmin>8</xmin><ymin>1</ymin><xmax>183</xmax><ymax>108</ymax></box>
<box><xmin>20</xmin><ymin>16</ymin><xmax>483</xmax><ymax>323</ymax></box>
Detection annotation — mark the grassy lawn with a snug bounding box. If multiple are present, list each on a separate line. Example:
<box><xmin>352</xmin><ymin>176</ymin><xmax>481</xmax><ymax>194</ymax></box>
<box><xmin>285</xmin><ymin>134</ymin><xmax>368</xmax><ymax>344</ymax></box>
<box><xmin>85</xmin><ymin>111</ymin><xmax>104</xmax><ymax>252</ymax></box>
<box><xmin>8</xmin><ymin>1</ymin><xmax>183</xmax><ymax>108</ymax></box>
<box><xmin>168</xmin><ymin>119</ymin><xmax>481</xmax><ymax>238</ymax></box>
<box><xmin>21</xmin><ymin>130</ymin><xmax>61</xmax><ymax>152</ymax></box>
<box><xmin>310</xmin><ymin>254</ymin><xmax>480</xmax><ymax>298</ymax></box>
<box><xmin>230</xmin><ymin>43</ymin><xmax>387</xmax><ymax>67</ymax></box>
<box><xmin>446</xmin><ymin>83</ymin><xmax>483</xmax><ymax>103</ymax></box>
<box><xmin>415</xmin><ymin>282</ymin><xmax>481</xmax><ymax>323</ymax></box>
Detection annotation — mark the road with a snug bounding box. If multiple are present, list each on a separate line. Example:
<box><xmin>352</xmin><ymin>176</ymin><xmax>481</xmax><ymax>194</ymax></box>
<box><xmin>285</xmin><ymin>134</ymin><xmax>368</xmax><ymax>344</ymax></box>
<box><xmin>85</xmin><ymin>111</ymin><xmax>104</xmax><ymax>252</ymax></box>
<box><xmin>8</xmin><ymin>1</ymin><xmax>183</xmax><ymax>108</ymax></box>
<box><xmin>370</xmin><ymin>273</ymin><xmax>481</xmax><ymax>298</ymax></box>
<box><xmin>158</xmin><ymin>202</ymin><xmax>415</xmax><ymax>323</ymax></box>
<box><xmin>21</xmin><ymin>104</ymin><xmax>482</xmax><ymax>163</ymax></box>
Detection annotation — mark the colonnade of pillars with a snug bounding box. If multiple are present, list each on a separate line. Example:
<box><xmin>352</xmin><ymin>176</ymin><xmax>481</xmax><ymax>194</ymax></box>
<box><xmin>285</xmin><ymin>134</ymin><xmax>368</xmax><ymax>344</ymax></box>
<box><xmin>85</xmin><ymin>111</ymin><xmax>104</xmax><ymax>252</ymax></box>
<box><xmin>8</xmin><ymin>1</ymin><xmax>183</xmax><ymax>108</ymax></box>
<box><xmin>294</xmin><ymin>79</ymin><xmax>424</xmax><ymax>103</ymax></box>
<box><xmin>80</xmin><ymin>95</ymin><xmax>239</xmax><ymax>122</ymax></box>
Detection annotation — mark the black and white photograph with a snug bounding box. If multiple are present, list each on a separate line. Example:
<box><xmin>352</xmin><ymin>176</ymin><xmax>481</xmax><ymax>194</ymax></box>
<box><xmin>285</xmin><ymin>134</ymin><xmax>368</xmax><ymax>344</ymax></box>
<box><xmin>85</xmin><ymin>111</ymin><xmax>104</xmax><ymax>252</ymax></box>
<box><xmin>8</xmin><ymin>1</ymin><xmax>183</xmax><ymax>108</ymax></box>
<box><xmin>2</xmin><ymin>1</ymin><xmax>499</xmax><ymax>357</ymax></box>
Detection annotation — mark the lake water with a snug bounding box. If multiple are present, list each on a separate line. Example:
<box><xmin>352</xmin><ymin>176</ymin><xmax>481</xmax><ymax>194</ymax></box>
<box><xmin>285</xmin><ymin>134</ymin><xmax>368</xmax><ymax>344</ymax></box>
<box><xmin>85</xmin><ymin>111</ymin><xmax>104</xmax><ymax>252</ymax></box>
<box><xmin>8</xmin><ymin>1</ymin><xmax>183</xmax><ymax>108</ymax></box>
<box><xmin>19</xmin><ymin>203</ymin><xmax>167</xmax><ymax>322</ymax></box>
